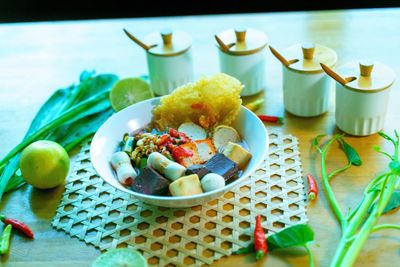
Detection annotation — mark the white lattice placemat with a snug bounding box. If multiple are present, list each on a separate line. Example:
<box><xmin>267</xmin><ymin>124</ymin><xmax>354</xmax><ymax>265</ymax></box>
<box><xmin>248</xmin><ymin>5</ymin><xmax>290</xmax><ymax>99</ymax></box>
<box><xmin>52</xmin><ymin>129</ymin><xmax>307</xmax><ymax>266</ymax></box>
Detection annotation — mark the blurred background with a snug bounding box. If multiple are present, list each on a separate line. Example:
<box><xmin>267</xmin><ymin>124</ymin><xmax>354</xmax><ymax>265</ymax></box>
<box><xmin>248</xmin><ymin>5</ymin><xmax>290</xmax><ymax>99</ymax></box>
<box><xmin>1</xmin><ymin>0</ymin><xmax>400</xmax><ymax>22</ymax></box>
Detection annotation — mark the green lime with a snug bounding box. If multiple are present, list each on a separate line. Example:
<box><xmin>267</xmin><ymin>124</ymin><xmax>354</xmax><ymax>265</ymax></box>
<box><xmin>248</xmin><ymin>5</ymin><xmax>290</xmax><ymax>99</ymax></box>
<box><xmin>91</xmin><ymin>248</ymin><xmax>147</xmax><ymax>267</ymax></box>
<box><xmin>20</xmin><ymin>140</ymin><xmax>70</xmax><ymax>189</ymax></box>
<box><xmin>110</xmin><ymin>78</ymin><xmax>153</xmax><ymax>111</ymax></box>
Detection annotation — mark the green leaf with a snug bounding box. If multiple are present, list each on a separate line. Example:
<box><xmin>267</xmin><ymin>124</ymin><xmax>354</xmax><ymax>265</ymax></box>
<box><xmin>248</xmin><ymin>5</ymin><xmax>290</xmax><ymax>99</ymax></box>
<box><xmin>72</xmin><ymin>74</ymin><xmax>118</xmax><ymax>105</ymax></box>
<box><xmin>80</xmin><ymin>70</ymin><xmax>95</xmax><ymax>82</ymax></box>
<box><xmin>339</xmin><ymin>138</ymin><xmax>362</xmax><ymax>166</ymax></box>
<box><xmin>312</xmin><ymin>134</ymin><xmax>326</xmax><ymax>148</ymax></box>
<box><xmin>382</xmin><ymin>190</ymin><xmax>400</xmax><ymax>214</ymax></box>
<box><xmin>389</xmin><ymin>161</ymin><xmax>400</xmax><ymax>176</ymax></box>
<box><xmin>232</xmin><ymin>243</ymin><xmax>254</xmax><ymax>255</ymax></box>
<box><xmin>267</xmin><ymin>224</ymin><xmax>314</xmax><ymax>251</ymax></box>
<box><xmin>27</xmin><ymin>85</ymin><xmax>76</xmax><ymax>134</ymax></box>
<box><xmin>47</xmin><ymin>108</ymin><xmax>114</xmax><ymax>151</ymax></box>
<box><xmin>378</xmin><ymin>131</ymin><xmax>394</xmax><ymax>142</ymax></box>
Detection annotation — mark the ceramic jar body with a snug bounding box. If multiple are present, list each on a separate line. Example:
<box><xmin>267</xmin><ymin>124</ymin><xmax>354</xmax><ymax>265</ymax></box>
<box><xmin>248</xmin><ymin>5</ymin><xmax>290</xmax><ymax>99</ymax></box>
<box><xmin>335</xmin><ymin>85</ymin><xmax>391</xmax><ymax>136</ymax></box>
<box><xmin>147</xmin><ymin>51</ymin><xmax>194</xmax><ymax>96</ymax></box>
<box><xmin>218</xmin><ymin>49</ymin><xmax>266</xmax><ymax>96</ymax></box>
<box><xmin>283</xmin><ymin>67</ymin><xmax>334</xmax><ymax>117</ymax></box>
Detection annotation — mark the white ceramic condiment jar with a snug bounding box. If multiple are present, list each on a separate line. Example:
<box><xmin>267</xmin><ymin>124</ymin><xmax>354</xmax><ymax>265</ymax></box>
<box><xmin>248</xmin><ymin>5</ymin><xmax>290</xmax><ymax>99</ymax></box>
<box><xmin>333</xmin><ymin>61</ymin><xmax>395</xmax><ymax>136</ymax></box>
<box><xmin>276</xmin><ymin>43</ymin><xmax>337</xmax><ymax>117</ymax></box>
<box><xmin>131</xmin><ymin>29</ymin><xmax>194</xmax><ymax>96</ymax></box>
<box><xmin>216</xmin><ymin>27</ymin><xmax>268</xmax><ymax>96</ymax></box>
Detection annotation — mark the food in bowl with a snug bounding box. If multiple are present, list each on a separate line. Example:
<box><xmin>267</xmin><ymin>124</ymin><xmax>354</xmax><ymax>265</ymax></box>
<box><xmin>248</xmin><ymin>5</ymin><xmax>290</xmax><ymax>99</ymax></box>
<box><xmin>109</xmin><ymin>73</ymin><xmax>252</xmax><ymax>197</ymax></box>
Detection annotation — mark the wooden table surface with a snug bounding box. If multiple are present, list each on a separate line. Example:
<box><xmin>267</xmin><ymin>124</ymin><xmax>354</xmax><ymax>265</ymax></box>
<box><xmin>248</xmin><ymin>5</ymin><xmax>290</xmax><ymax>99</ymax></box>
<box><xmin>1</xmin><ymin>8</ymin><xmax>400</xmax><ymax>267</ymax></box>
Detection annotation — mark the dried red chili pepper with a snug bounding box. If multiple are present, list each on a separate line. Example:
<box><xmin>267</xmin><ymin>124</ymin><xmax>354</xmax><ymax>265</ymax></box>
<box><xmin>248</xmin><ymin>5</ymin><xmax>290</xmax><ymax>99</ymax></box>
<box><xmin>254</xmin><ymin>215</ymin><xmax>267</xmax><ymax>260</ymax></box>
<box><xmin>257</xmin><ymin>115</ymin><xmax>283</xmax><ymax>123</ymax></box>
<box><xmin>0</xmin><ymin>214</ymin><xmax>34</xmax><ymax>239</ymax></box>
<box><xmin>307</xmin><ymin>174</ymin><xmax>318</xmax><ymax>200</ymax></box>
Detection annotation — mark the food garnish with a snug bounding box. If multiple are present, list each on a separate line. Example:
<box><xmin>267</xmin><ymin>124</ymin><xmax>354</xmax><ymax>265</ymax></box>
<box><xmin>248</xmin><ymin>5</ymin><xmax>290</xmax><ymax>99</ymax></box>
<box><xmin>0</xmin><ymin>214</ymin><xmax>34</xmax><ymax>239</ymax></box>
<box><xmin>306</xmin><ymin>174</ymin><xmax>318</xmax><ymax>200</ymax></box>
<box><xmin>91</xmin><ymin>248</ymin><xmax>147</xmax><ymax>267</ymax></box>
<box><xmin>257</xmin><ymin>115</ymin><xmax>283</xmax><ymax>123</ymax></box>
<box><xmin>233</xmin><ymin>222</ymin><xmax>315</xmax><ymax>265</ymax></box>
<box><xmin>254</xmin><ymin>215</ymin><xmax>267</xmax><ymax>260</ymax></box>
<box><xmin>109</xmin><ymin>77</ymin><xmax>153</xmax><ymax>112</ymax></box>
<box><xmin>0</xmin><ymin>224</ymin><xmax>12</xmax><ymax>255</ymax></box>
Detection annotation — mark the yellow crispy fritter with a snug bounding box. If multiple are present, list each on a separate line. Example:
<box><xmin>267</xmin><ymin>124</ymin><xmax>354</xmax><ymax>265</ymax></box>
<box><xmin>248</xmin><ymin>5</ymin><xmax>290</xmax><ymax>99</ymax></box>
<box><xmin>152</xmin><ymin>73</ymin><xmax>243</xmax><ymax>130</ymax></box>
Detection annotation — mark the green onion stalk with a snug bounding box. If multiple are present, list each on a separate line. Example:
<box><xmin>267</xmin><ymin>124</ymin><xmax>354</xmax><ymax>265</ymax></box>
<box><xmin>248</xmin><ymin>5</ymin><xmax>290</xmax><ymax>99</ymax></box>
<box><xmin>313</xmin><ymin>131</ymin><xmax>400</xmax><ymax>267</ymax></box>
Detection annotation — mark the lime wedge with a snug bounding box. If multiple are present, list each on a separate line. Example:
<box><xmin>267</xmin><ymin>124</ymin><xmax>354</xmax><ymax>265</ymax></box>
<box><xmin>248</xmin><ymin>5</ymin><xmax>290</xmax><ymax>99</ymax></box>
<box><xmin>91</xmin><ymin>248</ymin><xmax>147</xmax><ymax>267</ymax></box>
<box><xmin>110</xmin><ymin>78</ymin><xmax>154</xmax><ymax>111</ymax></box>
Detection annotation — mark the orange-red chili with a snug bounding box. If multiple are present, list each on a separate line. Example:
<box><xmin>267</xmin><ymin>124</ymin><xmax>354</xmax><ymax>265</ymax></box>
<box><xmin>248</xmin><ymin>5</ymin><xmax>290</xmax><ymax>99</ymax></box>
<box><xmin>257</xmin><ymin>115</ymin><xmax>283</xmax><ymax>124</ymax></box>
<box><xmin>171</xmin><ymin>146</ymin><xmax>193</xmax><ymax>162</ymax></box>
<box><xmin>157</xmin><ymin>134</ymin><xmax>171</xmax><ymax>146</ymax></box>
<box><xmin>169</xmin><ymin>128</ymin><xmax>179</xmax><ymax>138</ymax></box>
<box><xmin>0</xmin><ymin>214</ymin><xmax>34</xmax><ymax>239</ymax></box>
<box><xmin>254</xmin><ymin>215</ymin><xmax>267</xmax><ymax>260</ymax></box>
<box><xmin>307</xmin><ymin>174</ymin><xmax>318</xmax><ymax>200</ymax></box>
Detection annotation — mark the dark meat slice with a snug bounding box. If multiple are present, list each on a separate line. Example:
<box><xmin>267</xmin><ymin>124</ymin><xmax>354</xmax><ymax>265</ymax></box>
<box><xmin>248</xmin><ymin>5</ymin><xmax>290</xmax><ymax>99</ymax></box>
<box><xmin>131</xmin><ymin>167</ymin><xmax>170</xmax><ymax>196</ymax></box>
<box><xmin>205</xmin><ymin>153</ymin><xmax>238</xmax><ymax>181</ymax></box>
<box><xmin>185</xmin><ymin>164</ymin><xmax>211</xmax><ymax>179</ymax></box>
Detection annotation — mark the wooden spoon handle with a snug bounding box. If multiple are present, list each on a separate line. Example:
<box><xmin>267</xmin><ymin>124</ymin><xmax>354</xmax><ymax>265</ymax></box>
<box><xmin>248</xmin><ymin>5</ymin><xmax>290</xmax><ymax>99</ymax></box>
<box><xmin>320</xmin><ymin>63</ymin><xmax>348</xmax><ymax>85</ymax></box>
<box><xmin>214</xmin><ymin>35</ymin><xmax>230</xmax><ymax>53</ymax></box>
<box><xmin>269</xmin><ymin>46</ymin><xmax>290</xmax><ymax>67</ymax></box>
<box><xmin>123</xmin><ymin>29</ymin><xmax>151</xmax><ymax>51</ymax></box>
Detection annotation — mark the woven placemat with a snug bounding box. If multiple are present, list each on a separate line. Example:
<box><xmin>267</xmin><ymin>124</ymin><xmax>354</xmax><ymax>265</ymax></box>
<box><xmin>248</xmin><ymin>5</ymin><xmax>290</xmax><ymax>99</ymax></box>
<box><xmin>52</xmin><ymin>129</ymin><xmax>307</xmax><ymax>266</ymax></box>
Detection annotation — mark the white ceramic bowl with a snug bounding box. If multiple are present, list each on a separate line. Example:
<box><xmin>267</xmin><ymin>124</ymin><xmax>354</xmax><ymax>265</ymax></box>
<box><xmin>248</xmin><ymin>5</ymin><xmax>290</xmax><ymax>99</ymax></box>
<box><xmin>90</xmin><ymin>97</ymin><xmax>268</xmax><ymax>208</ymax></box>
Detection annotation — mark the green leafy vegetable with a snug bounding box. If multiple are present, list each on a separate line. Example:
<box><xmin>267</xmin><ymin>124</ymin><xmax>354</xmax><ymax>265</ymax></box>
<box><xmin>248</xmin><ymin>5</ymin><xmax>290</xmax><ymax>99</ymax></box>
<box><xmin>312</xmin><ymin>134</ymin><xmax>326</xmax><ymax>149</ymax></box>
<box><xmin>382</xmin><ymin>190</ymin><xmax>400</xmax><ymax>214</ymax></box>
<box><xmin>232</xmin><ymin>224</ymin><xmax>314</xmax><ymax>253</ymax></box>
<box><xmin>313</xmin><ymin>131</ymin><xmax>400</xmax><ymax>266</ymax></box>
<box><xmin>339</xmin><ymin>138</ymin><xmax>362</xmax><ymax>166</ymax></box>
<box><xmin>378</xmin><ymin>131</ymin><xmax>394</xmax><ymax>142</ymax></box>
<box><xmin>267</xmin><ymin>224</ymin><xmax>314</xmax><ymax>251</ymax></box>
<box><xmin>232</xmin><ymin>243</ymin><xmax>254</xmax><ymax>255</ymax></box>
<box><xmin>0</xmin><ymin>71</ymin><xmax>118</xmax><ymax>200</ymax></box>
<box><xmin>47</xmin><ymin>109</ymin><xmax>114</xmax><ymax>151</ymax></box>
<box><xmin>389</xmin><ymin>161</ymin><xmax>400</xmax><ymax>175</ymax></box>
